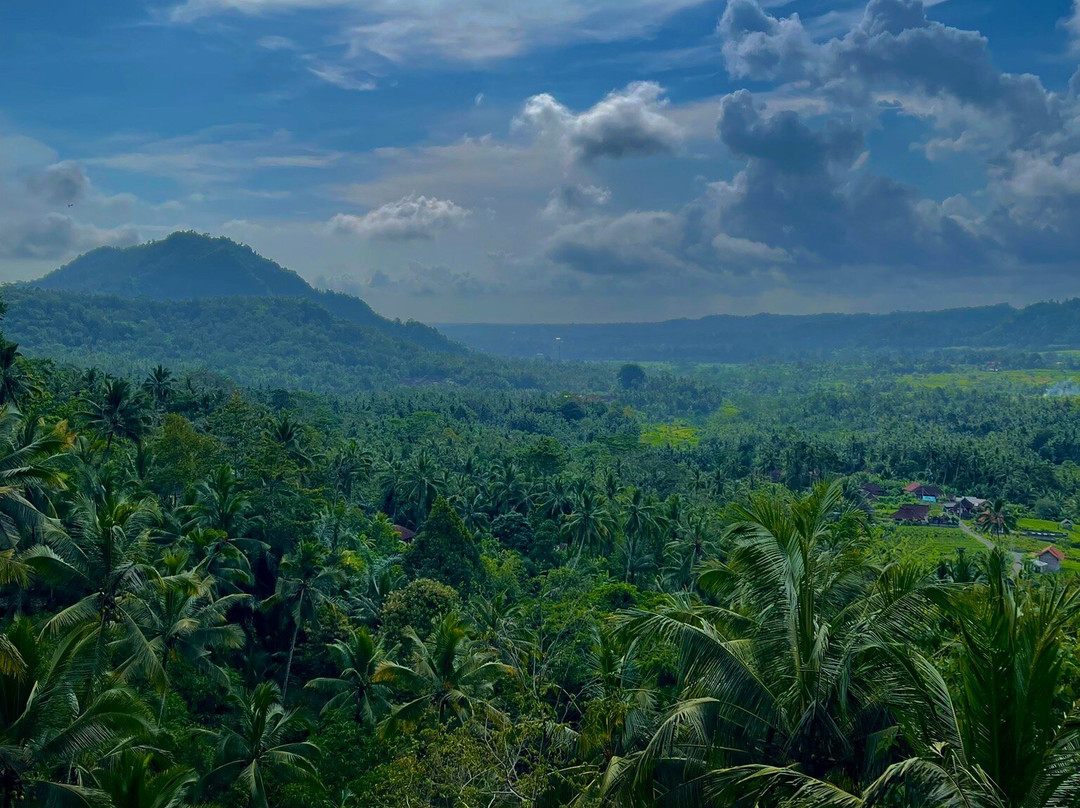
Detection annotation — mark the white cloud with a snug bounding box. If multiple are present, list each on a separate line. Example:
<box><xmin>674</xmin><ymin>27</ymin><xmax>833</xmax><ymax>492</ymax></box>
<box><xmin>517</xmin><ymin>82</ymin><xmax>683</xmax><ymax>163</ymax></box>
<box><xmin>328</xmin><ymin>194</ymin><xmax>470</xmax><ymax>240</ymax></box>
<box><xmin>167</xmin><ymin>0</ymin><xmax>713</xmax><ymax>63</ymax></box>
<box><xmin>304</xmin><ymin>61</ymin><xmax>377</xmax><ymax>91</ymax></box>
<box><xmin>1063</xmin><ymin>1</ymin><xmax>1080</xmax><ymax>52</ymax></box>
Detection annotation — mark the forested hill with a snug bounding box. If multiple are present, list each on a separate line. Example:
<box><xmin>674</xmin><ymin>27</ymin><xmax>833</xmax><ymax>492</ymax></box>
<box><xmin>29</xmin><ymin>231</ymin><xmax>456</xmax><ymax>353</ymax></box>
<box><xmin>439</xmin><ymin>300</ymin><xmax>1080</xmax><ymax>362</ymax></box>
<box><xmin>1</xmin><ymin>286</ymin><xmax>588</xmax><ymax>393</ymax></box>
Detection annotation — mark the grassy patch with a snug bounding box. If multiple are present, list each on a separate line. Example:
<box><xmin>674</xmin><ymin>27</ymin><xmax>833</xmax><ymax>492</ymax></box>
<box><xmin>640</xmin><ymin>421</ymin><xmax>700</xmax><ymax>449</ymax></box>
<box><xmin>897</xmin><ymin>369</ymin><xmax>1080</xmax><ymax>392</ymax></box>
<box><xmin>878</xmin><ymin>524</ymin><xmax>984</xmax><ymax>562</ymax></box>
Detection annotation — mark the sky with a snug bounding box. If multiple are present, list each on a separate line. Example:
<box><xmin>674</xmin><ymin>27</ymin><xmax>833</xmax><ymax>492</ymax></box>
<box><xmin>2</xmin><ymin>0</ymin><xmax>1080</xmax><ymax>323</ymax></box>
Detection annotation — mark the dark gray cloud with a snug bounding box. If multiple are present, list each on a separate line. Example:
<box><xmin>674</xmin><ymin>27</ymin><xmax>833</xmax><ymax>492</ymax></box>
<box><xmin>25</xmin><ymin>161</ymin><xmax>90</xmax><ymax>206</ymax></box>
<box><xmin>518</xmin><ymin>82</ymin><xmax>683</xmax><ymax>163</ymax></box>
<box><xmin>545</xmin><ymin>211</ymin><xmax>688</xmax><ymax>275</ymax></box>
<box><xmin>0</xmin><ymin>213</ymin><xmax>140</xmax><ymax>260</ymax></box>
<box><xmin>710</xmin><ymin>90</ymin><xmax>985</xmax><ymax>270</ymax></box>
<box><xmin>542</xmin><ymin>184</ymin><xmax>612</xmax><ymax>218</ymax></box>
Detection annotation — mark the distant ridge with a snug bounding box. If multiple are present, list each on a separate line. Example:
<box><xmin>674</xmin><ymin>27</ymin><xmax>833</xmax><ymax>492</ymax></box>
<box><xmin>439</xmin><ymin>300</ymin><xmax>1080</xmax><ymax>362</ymax></box>
<box><xmin>29</xmin><ymin>231</ymin><xmax>458</xmax><ymax>353</ymax></box>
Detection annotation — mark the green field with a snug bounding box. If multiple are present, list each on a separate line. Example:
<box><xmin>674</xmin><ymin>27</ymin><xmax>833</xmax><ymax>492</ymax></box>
<box><xmin>878</xmin><ymin>525</ymin><xmax>984</xmax><ymax>561</ymax></box>
<box><xmin>898</xmin><ymin>369</ymin><xmax>1080</xmax><ymax>392</ymax></box>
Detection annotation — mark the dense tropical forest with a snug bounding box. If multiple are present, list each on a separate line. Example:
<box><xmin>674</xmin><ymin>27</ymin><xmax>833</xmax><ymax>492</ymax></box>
<box><xmin>3</xmin><ymin>273</ymin><xmax>1080</xmax><ymax>808</ymax></box>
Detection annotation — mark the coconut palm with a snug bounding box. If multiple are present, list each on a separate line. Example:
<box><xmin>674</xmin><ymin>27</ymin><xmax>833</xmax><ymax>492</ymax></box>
<box><xmin>82</xmin><ymin>377</ymin><xmax>152</xmax><ymax>450</ymax></box>
<box><xmin>25</xmin><ymin>489</ymin><xmax>166</xmax><ymax>688</ymax></box>
<box><xmin>305</xmin><ymin>627</ymin><xmax>390</xmax><ymax>725</ymax></box>
<box><xmin>89</xmin><ymin>749</ymin><xmax>197</xmax><ymax>808</ymax></box>
<box><xmin>374</xmin><ymin>612</ymin><xmax>513</xmax><ymax>736</ymax></box>
<box><xmin>975</xmin><ymin>498</ymin><xmax>1018</xmax><ymax>537</ymax></box>
<box><xmin>0</xmin><ymin>619</ymin><xmax>151</xmax><ymax>808</ymax></box>
<box><xmin>714</xmin><ymin>548</ymin><xmax>1080</xmax><ymax>808</ymax></box>
<box><xmin>610</xmin><ymin>481</ymin><xmax>933</xmax><ymax>805</ymax></box>
<box><xmin>0</xmin><ymin>407</ymin><xmax>70</xmax><ymax>548</ymax></box>
<box><xmin>211</xmin><ymin>681</ymin><xmax>320</xmax><ymax>808</ymax></box>
<box><xmin>399</xmin><ymin>450</ymin><xmax>446</xmax><ymax>525</ymax></box>
<box><xmin>563</xmin><ymin>490</ymin><xmax>615</xmax><ymax>559</ymax></box>
<box><xmin>143</xmin><ymin>557</ymin><xmax>248</xmax><ymax>718</ymax></box>
<box><xmin>142</xmin><ymin>365</ymin><xmax>176</xmax><ymax>409</ymax></box>
<box><xmin>195</xmin><ymin>466</ymin><xmax>254</xmax><ymax>537</ymax></box>
<box><xmin>0</xmin><ymin>339</ymin><xmax>38</xmax><ymax>409</ymax></box>
<box><xmin>578</xmin><ymin>628</ymin><xmax>655</xmax><ymax>764</ymax></box>
<box><xmin>269</xmin><ymin>540</ymin><xmax>343</xmax><ymax>697</ymax></box>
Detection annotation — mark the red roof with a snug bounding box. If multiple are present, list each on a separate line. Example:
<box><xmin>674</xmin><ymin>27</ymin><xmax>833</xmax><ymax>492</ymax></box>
<box><xmin>904</xmin><ymin>482</ymin><xmax>922</xmax><ymax>493</ymax></box>
<box><xmin>1039</xmin><ymin>546</ymin><xmax>1065</xmax><ymax>562</ymax></box>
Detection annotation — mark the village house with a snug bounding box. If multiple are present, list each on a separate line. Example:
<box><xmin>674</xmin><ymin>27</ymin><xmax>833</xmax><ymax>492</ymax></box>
<box><xmin>905</xmin><ymin>482</ymin><xmax>944</xmax><ymax>500</ymax></box>
<box><xmin>1034</xmin><ymin>545</ymin><xmax>1065</xmax><ymax>573</ymax></box>
<box><xmin>392</xmin><ymin>524</ymin><xmax>417</xmax><ymax>542</ymax></box>
<box><xmin>860</xmin><ymin>482</ymin><xmax>884</xmax><ymax>500</ymax></box>
<box><xmin>891</xmin><ymin>503</ymin><xmax>931</xmax><ymax>523</ymax></box>
<box><xmin>944</xmin><ymin>496</ymin><xmax>987</xmax><ymax>518</ymax></box>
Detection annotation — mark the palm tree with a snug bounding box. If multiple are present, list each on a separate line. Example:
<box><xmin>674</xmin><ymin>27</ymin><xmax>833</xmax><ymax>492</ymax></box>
<box><xmin>374</xmin><ymin>612</ymin><xmax>513</xmax><ymax>736</ymax></box>
<box><xmin>0</xmin><ymin>618</ymin><xmax>151</xmax><ymax>808</ymax></box>
<box><xmin>143</xmin><ymin>557</ymin><xmax>248</xmax><ymax>718</ymax></box>
<box><xmin>0</xmin><ymin>339</ymin><xmax>38</xmax><ymax>409</ymax></box>
<box><xmin>142</xmin><ymin>365</ymin><xmax>176</xmax><ymax>409</ymax></box>
<box><xmin>730</xmin><ymin>548</ymin><xmax>1080</xmax><ymax>808</ymax></box>
<box><xmin>975</xmin><ymin>498</ymin><xmax>1018</xmax><ymax>537</ymax></box>
<box><xmin>578</xmin><ymin>628</ymin><xmax>655</xmax><ymax>764</ymax></box>
<box><xmin>196</xmin><ymin>466</ymin><xmax>253</xmax><ymax>537</ymax></box>
<box><xmin>211</xmin><ymin>681</ymin><xmax>320</xmax><ymax>808</ymax></box>
<box><xmin>89</xmin><ymin>749</ymin><xmax>197</xmax><ymax>808</ymax></box>
<box><xmin>563</xmin><ymin>490</ymin><xmax>615</xmax><ymax>559</ymax></box>
<box><xmin>611</xmin><ymin>481</ymin><xmax>933</xmax><ymax>805</ymax></box>
<box><xmin>270</xmin><ymin>540</ymin><xmax>342</xmax><ymax>697</ymax></box>
<box><xmin>0</xmin><ymin>407</ymin><xmax>70</xmax><ymax>549</ymax></box>
<box><xmin>399</xmin><ymin>450</ymin><xmax>445</xmax><ymax>525</ymax></box>
<box><xmin>305</xmin><ymin>627</ymin><xmax>390</xmax><ymax>725</ymax></box>
<box><xmin>83</xmin><ymin>377</ymin><xmax>151</xmax><ymax>450</ymax></box>
<box><xmin>25</xmin><ymin>489</ymin><xmax>166</xmax><ymax>688</ymax></box>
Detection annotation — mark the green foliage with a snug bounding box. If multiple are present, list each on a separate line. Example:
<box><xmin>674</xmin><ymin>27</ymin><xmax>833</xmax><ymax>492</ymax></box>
<box><xmin>380</xmin><ymin>577</ymin><xmax>461</xmax><ymax>646</ymax></box>
<box><xmin>5</xmin><ymin>286</ymin><xmax>1080</xmax><ymax>808</ymax></box>
<box><xmin>404</xmin><ymin>497</ymin><xmax>483</xmax><ymax>591</ymax></box>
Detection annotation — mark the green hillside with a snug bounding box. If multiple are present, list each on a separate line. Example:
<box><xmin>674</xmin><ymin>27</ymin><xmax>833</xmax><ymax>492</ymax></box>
<box><xmin>30</xmin><ymin>231</ymin><xmax>457</xmax><ymax>353</ymax></box>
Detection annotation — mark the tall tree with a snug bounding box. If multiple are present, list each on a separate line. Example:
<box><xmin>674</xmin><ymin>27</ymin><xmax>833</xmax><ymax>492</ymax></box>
<box><xmin>211</xmin><ymin>682</ymin><xmax>320</xmax><ymax>808</ymax></box>
<box><xmin>612</xmin><ymin>481</ymin><xmax>932</xmax><ymax>805</ymax></box>
<box><xmin>374</xmin><ymin>613</ymin><xmax>513</xmax><ymax>736</ymax></box>
<box><xmin>306</xmin><ymin>627</ymin><xmax>390</xmax><ymax>726</ymax></box>
<box><xmin>83</xmin><ymin>377</ymin><xmax>152</xmax><ymax>450</ymax></box>
<box><xmin>405</xmin><ymin>497</ymin><xmax>482</xmax><ymax>592</ymax></box>
<box><xmin>269</xmin><ymin>540</ymin><xmax>342</xmax><ymax>697</ymax></box>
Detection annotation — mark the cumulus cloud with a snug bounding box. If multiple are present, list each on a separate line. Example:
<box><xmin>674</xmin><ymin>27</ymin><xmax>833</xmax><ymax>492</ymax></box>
<box><xmin>25</xmin><ymin>161</ymin><xmax>91</xmax><ymax>206</ymax></box>
<box><xmin>0</xmin><ymin>214</ymin><xmax>140</xmax><ymax>260</ymax></box>
<box><xmin>518</xmin><ymin>82</ymin><xmax>682</xmax><ymax>163</ymax></box>
<box><xmin>717</xmin><ymin>0</ymin><xmax>816</xmax><ymax>82</ymax></box>
<box><xmin>541</xmin><ymin>184</ymin><xmax>612</xmax><ymax>218</ymax></box>
<box><xmin>545</xmin><ymin>211</ymin><xmax>688</xmax><ymax>276</ymax></box>
<box><xmin>709</xmin><ymin>89</ymin><xmax>984</xmax><ymax>270</ymax></box>
<box><xmin>718</xmin><ymin>0</ymin><xmax>1059</xmax><ymax>148</ymax></box>
<box><xmin>328</xmin><ymin>194</ymin><xmax>470</xmax><ymax>240</ymax></box>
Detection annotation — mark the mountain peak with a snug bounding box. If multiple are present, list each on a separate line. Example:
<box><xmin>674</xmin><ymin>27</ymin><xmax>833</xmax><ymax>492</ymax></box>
<box><xmin>28</xmin><ymin>231</ymin><xmax>461</xmax><ymax>353</ymax></box>
<box><xmin>33</xmin><ymin>231</ymin><xmax>313</xmax><ymax>300</ymax></box>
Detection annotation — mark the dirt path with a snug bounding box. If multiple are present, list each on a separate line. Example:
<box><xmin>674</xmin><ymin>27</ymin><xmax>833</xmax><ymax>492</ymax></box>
<box><xmin>960</xmin><ymin>521</ymin><xmax>1023</xmax><ymax>572</ymax></box>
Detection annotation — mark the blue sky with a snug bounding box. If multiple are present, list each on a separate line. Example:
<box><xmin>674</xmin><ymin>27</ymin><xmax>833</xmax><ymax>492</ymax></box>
<box><xmin>2</xmin><ymin>0</ymin><xmax>1080</xmax><ymax>322</ymax></box>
